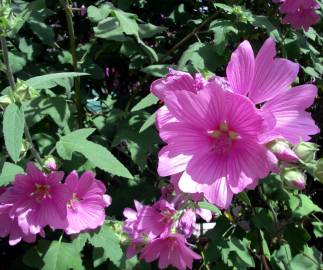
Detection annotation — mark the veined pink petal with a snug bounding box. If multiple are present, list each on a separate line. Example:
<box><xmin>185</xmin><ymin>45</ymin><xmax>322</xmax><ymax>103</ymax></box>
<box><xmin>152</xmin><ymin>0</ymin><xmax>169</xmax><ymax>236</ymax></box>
<box><xmin>249</xmin><ymin>38</ymin><xmax>299</xmax><ymax>104</ymax></box>
<box><xmin>262</xmin><ymin>84</ymin><xmax>319</xmax><ymax>144</ymax></box>
<box><xmin>155</xmin><ymin>106</ymin><xmax>177</xmax><ymax>135</ymax></box>
<box><xmin>150</xmin><ymin>69</ymin><xmax>196</xmax><ymax>100</ymax></box>
<box><xmin>226</xmin><ymin>40</ymin><xmax>255</xmax><ymax>95</ymax></box>
<box><xmin>157</xmin><ymin>145</ymin><xmax>192</xmax><ymax>177</ymax></box>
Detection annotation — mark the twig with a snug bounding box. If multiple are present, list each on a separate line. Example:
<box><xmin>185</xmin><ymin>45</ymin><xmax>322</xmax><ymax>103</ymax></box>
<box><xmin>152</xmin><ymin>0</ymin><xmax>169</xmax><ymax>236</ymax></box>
<box><xmin>0</xmin><ymin>36</ymin><xmax>43</xmax><ymax>165</ymax></box>
<box><xmin>59</xmin><ymin>0</ymin><xmax>83</xmax><ymax>127</ymax></box>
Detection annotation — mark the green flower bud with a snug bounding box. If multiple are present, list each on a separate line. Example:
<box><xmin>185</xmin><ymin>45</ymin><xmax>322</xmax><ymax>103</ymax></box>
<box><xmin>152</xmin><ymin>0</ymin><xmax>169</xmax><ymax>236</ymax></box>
<box><xmin>280</xmin><ymin>166</ymin><xmax>306</xmax><ymax>190</ymax></box>
<box><xmin>293</xmin><ymin>142</ymin><xmax>319</xmax><ymax>163</ymax></box>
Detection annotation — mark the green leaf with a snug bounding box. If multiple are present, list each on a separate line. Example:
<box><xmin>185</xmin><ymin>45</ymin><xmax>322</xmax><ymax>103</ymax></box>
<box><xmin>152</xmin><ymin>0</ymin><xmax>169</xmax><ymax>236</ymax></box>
<box><xmin>198</xmin><ymin>201</ymin><xmax>222</xmax><ymax>216</ymax></box>
<box><xmin>56</xmin><ymin>128</ymin><xmax>133</xmax><ymax>179</ymax></box>
<box><xmin>28</xmin><ymin>9</ymin><xmax>55</xmax><ymax>45</ymax></box>
<box><xmin>288</xmin><ymin>194</ymin><xmax>321</xmax><ymax>218</ymax></box>
<box><xmin>23</xmin><ymin>239</ymin><xmax>84</xmax><ymax>270</ymax></box>
<box><xmin>3</xmin><ymin>104</ymin><xmax>25</xmax><ymax>162</ymax></box>
<box><xmin>284</xmin><ymin>224</ymin><xmax>310</xmax><ymax>251</ymax></box>
<box><xmin>141</xmin><ymin>64</ymin><xmax>169</xmax><ymax>77</ymax></box>
<box><xmin>271</xmin><ymin>244</ymin><xmax>292</xmax><ymax>270</ymax></box>
<box><xmin>312</xmin><ymin>221</ymin><xmax>323</xmax><ymax>238</ymax></box>
<box><xmin>139</xmin><ymin>111</ymin><xmax>156</xmax><ymax>133</ymax></box>
<box><xmin>25</xmin><ymin>72</ymin><xmax>88</xmax><ymax>90</ymax></box>
<box><xmin>89</xmin><ymin>223</ymin><xmax>123</xmax><ymax>267</ymax></box>
<box><xmin>138</xmin><ymin>23</ymin><xmax>167</xmax><ymax>38</ymax></box>
<box><xmin>131</xmin><ymin>93</ymin><xmax>158</xmax><ymax>112</ymax></box>
<box><xmin>112</xmin><ymin>113</ymin><xmax>160</xmax><ymax>169</ymax></box>
<box><xmin>25</xmin><ymin>96</ymin><xmax>72</xmax><ymax>131</ymax></box>
<box><xmin>290</xmin><ymin>254</ymin><xmax>318</xmax><ymax>270</ymax></box>
<box><xmin>113</xmin><ymin>10</ymin><xmax>139</xmax><ymax>36</ymax></box>
<box><xmin>8</xmin><ymin>51</ymin><xmax>27</xmax><ymax>73</ymax></box>
<box><xmin>87</xmin><ymin>4</ymin><xmax>113</xmax><ymax>23</ymax></box>
<box><xmin>0</xmin><ymin>162</ymin><xmax>23</xmax><ymax>186</ymax></box>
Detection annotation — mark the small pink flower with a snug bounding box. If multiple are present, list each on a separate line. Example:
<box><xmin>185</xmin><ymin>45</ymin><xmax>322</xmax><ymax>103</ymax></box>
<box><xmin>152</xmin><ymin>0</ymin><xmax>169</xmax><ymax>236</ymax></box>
<box><xmin>64</xmin><ymin>171</ymin><xmax>111</xmax><ymax>235</ymax></box>
<box><xmin>140</xmin><ymin>233</ymin><xmax>201</xmax><ymax>270</ymax></box>
<box><xmin>272</xmin><ymin>0</ymin><xmax>320</xmax><ymax>30</ymax></box>
<box><xmin>1</xmin><ymin>163</ymin><xmax>71</xmax><ymax>234</ymax></box>
<box><xmin>0</xmin><ymin>190</ymin><xmax>45</xmax><ymax>245</ymax></box>
<box><xmin>136</xmin><ymin>199</ymin><xmax>175</xmax><ymax>238</ymax></box>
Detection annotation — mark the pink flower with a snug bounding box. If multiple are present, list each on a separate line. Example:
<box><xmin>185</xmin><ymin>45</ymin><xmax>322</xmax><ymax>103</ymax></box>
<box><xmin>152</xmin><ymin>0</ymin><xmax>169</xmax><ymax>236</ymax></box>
<box><xmin>140</xmin><ymin>233</ymin><xmax>201</xmax><ymax>270</ymax></box>
<box><xmin>1</xmin><ymin>163</ymin><xmax>71</xmax><ymax>234</ymax></box>
<box><xmin>272</xmin><ymin>0</ymin><xmax>320</xmax><ymax>30</ymax></box>
<box><xmin>152</xmin><ymin>69</ymin><xmax>207</xmax><ymax>133</ymax></box>
<box><xmin>279</xmin><ymin>0</ymin><xmax>319</xmax><ymax>13</ymax></box>
<box><xmin>0</xmin><ymin>190</ymin><xmax>44</xmax><ymax>245</ymax></box>
<box><xmin>226</xmin><ymin>38</ymin><xmax>319</xmax><ymax>144</ymax></box>
<box><xmin>157</xmin><ymin>81</ymin><xmax>273</xmax><ymax>209</ymax></box>
<box><xmin>282</xmin><ymin>8</ymin><xmax>320</xmax><ymax>31</ymax></box>
<box><xmin>136</xmin><ymin>199</ymin><xmax>175</xmax><ymax>238</ymax></box>
<box><xmin>64</xmin><ymin>171</ymin><xmax>111</xmax><ymax>235</ymax></box>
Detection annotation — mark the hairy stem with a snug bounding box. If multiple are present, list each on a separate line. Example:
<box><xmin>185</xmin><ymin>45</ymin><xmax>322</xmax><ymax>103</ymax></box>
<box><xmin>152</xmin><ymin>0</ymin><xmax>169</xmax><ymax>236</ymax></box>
<box><xmin>59</xmin><ymin>0</ymin><xmax>83</xmax><ymax>127</ymax></box>
<box><xmin>0</xmin><ymin>36</ymin><xmax>43</xmax><ymax>164</ymax></box>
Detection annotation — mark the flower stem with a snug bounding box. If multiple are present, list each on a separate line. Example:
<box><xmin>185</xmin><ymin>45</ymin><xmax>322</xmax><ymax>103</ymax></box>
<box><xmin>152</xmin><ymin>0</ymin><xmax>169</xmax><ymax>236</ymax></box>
<box><xmin>59</xmin><ymin>0</ymin><xmax>83</xmax><ymax>127</ymax></box>
<box><xmin>0</xmin><ymin>36</ymin><xmax>43</xmax><ymax>165</ymax></box>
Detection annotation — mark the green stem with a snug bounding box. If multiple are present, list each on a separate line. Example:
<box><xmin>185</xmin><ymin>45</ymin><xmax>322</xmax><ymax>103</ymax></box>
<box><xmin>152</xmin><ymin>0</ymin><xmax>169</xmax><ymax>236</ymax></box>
<box><xmin>59</xmin><ymin>0</ymin><xmax>83</xmax><ymax>127</ymax></box>
<box><xmin>0</xmin><ymin>36</ymin><xmax>42</xmax><ymax>165</ymax></box>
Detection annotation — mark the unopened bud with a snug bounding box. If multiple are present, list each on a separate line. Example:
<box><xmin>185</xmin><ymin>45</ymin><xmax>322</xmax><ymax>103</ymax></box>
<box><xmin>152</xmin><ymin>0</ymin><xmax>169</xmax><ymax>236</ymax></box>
<box><xmin>44</xmin><ymin>156</ymin><xmax>57</xmax><ymax>171</ymax></box>
<box><xmin>280</xmin><ymin>166</ymin><xmax>306</xmax><ymax>190</ymax></box>
<box><xmin>293</xmin><ymin>142</ymin><xmax>319</xmax><ymax>163</ymax></box>
<box><xmin>267</xmin><ymin>140</ymin><xmax>298</xmax><ymax>162</ymax></box>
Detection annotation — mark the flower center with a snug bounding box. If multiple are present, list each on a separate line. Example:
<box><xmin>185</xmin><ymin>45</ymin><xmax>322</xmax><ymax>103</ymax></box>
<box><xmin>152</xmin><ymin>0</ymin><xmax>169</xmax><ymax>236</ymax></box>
<box><xmin>30</xmin><ymin>184</ymin><xmax>51</xmax><ymax>202</ymax></box>
<box><xmin>208</xmin><ymin>121</ymin><xmax>240</xmax><ymax>155</ymax></box>
<box><xmin>67</xmin><ymin>192</ymin><xmax>80</xmax><ymax>210</ymax></box>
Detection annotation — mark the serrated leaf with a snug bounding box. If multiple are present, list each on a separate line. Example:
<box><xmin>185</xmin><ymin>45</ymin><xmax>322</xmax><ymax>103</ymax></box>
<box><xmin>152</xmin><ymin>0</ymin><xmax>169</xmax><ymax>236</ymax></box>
<box><xmin>89</xmin><ymin>223</ymin><xmax>123</xmax><ymax>267</ymax></box>
<box><xmin>87</xmin><ymin>4</ymin><xmax>113</xmax><ymax>23</ymax></box>
<box><xmin>23</xmin><ymin>239</ymin><xmax>84</xmax><ymax>270</ymax></box>
<box><xmin>289</xmin><ymin>194</ymin><xmax>321</xmax><ymax>218</ymax></box>
<box><xmin>113</xmin><ymin>10</ymin><xmax>139</xmax><ymax>36</ymax></box>
<box><xmin>25</xmin><ymin>72</ymin><xmax>88</xmax><ymax>90</ymax></box>
<box><xmin>56</xmin><ymin>128</ymin><xmax>133</xmax><ymax>179</ymax></box>
<box><xmin>3</xmin><ymin>104</ymin><xmax>25</xmax><ymax>162</ymax></box>
<box><xmin>312</xmin><ymin>221</ymin><xmax>323</xmax><ymax>238</ymax></box>
<box><xmin>0</xmin><ymin>162</ymin><xmax>23</xmax><ymax>186</ymax></box>
<box><xmin>131</xmin><ymin>93</ymin><xmax>158</xmax><ymax>112</ymax></box>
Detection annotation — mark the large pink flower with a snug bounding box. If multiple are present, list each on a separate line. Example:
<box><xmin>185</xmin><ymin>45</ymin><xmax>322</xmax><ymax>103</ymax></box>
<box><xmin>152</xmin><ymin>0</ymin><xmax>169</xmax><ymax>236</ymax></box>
<box><xmin>157</xmin><ymin>82</ymin><xmax>273</xmax><ymax>208</ymax></box>
<box><xmin>64</xmin><ymin>171</ymin><xmax>111</xmax><ymax>235</ymax></box>
<box><xmin>140</xmin><ymin>233</ymin><xmax>201</xmax><ymax>270</ymax></box>
<box><xmin>0</xmin><ymin>163</ymin><xmax>71</xmax><ymax>234</ymax></box>
<box><xmin>226</xmin><ymin>38</ymin><xmax>319</xmax><ymax>144</ymax></box>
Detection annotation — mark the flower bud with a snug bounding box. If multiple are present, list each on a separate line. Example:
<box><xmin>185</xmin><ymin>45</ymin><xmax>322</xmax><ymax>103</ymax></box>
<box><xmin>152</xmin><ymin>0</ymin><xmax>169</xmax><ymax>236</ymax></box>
<box><xmin>267</xmin><ymin>140</ymin><xmax>299</xmax><ymax>162</ymax></box>
<box><xmin>293</xmin><ymin>142</ymin><xmax>319</xmax><ymax>163</ymax></box>
<box><xmin>44</xmin><ymin>156</ymin><xmax>57</xmax><ymax>171</ymax></box>
<box><xmin>280</xmin><ymin>166</ymin><xmax>306</xmax><ymax>190</ymax></box>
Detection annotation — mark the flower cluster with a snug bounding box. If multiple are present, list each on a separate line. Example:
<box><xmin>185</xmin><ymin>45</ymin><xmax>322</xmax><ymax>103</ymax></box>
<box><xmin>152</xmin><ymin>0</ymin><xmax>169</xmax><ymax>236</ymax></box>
<box><xmin>123</xmin><ymin>182</ymin><xmax>212</xmax><ymax>270</ymax></box>
<box><xmin>151</xmin><ymin>37</ymin><xmax>319</xmax><ymax>210</ymax></box>
<box><xmin>272</xmin><ymin>0</ymin><xmax>321</xmax><ymax>30</ymax></box>
<box><xmin>0</xmin><ymin>162</ymin><xmax>111</xmax><ymax>245</ymax></box>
